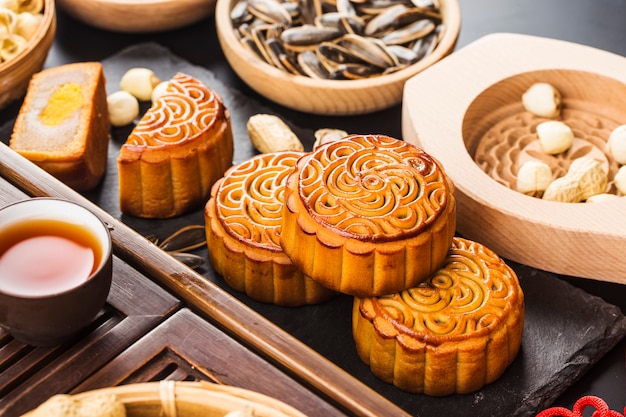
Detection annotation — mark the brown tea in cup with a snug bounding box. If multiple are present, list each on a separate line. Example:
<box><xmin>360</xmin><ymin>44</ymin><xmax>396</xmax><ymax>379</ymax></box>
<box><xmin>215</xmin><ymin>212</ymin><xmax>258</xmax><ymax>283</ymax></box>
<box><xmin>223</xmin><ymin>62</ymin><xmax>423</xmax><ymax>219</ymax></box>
<box><xmin>0</xmin><ymin>198</ymin><xmax>113</xmax><ymax>346</ymax></box>
<box><xmin>0</xmin><ymin>218</ymin><xmax>103</xmax><ymax>296</ymax></box>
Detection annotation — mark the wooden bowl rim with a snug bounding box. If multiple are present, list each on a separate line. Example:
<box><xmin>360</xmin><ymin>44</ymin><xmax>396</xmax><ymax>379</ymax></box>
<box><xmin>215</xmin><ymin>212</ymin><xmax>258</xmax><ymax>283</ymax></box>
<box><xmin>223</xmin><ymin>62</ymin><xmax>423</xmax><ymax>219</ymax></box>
<box><xmin>215</xmin><ymin>0</ymin><xmax>461</xmax><ymax>92</ymax></box>
<box><xmin>69</xmin><ymin>0</ymin><xmax>212</xmax><ymax>6</ymax></box>
<box><xmin>55</xmin><ymin>0</ymin><xmax>215</xmax><ymax>33</ymax></box>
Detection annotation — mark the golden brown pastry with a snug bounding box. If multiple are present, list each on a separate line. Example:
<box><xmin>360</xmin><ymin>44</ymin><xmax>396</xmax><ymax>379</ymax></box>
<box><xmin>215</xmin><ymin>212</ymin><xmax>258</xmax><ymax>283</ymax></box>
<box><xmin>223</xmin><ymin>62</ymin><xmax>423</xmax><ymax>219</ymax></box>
<box><xmin>118</xmin><ymin>72</ymin><xmax>233</xmax><ymax>218</ymax></box>
<box><xmin>353</xmin><ymin>237</ymin><xmax>525</xmax><ymax>396</ymax></box>
<box><xmin>10</xmin><ymin>62</ymin><xmax>109</xmax><ymax>191</ymax></box>
<box><xmin>205</xmin><ymin>151</ymin><xmax>335</xmax><ymax>306</ymax></box>
<box><xmin>280</xmin><ymin>134</ymin><xmax>456</xmax><ymax>297</ymax></box>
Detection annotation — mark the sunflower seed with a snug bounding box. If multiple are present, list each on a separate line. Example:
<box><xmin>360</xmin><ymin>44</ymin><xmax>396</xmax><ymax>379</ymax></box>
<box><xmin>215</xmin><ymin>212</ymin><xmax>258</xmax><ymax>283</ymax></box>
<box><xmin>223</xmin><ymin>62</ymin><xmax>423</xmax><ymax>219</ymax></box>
<box><xmin>230</xmin><ymin>0</ymin><xmax>445</xmax><ymax>80</ymax></box>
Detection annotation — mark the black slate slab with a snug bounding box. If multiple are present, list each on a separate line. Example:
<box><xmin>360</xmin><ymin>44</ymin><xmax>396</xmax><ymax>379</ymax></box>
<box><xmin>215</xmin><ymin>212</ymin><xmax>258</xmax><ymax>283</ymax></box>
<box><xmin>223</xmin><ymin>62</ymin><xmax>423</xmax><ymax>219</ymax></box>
<box><xmin>1</xmin><ymin>43</ymin><xmax>625</xmax><ymax>417</ymax></box>
<box><xmin>238</xmin><ymin>261</ymin><xmax>626</xmax><ymax>417</ymax></box>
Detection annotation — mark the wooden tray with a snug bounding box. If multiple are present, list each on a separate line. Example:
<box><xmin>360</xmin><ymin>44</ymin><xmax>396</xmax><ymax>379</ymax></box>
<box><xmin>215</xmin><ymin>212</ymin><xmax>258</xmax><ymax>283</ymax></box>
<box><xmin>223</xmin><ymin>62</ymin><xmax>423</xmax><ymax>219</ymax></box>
<box><xmin>0</xmin><ymin>192</ymin><xmax>342</xmax><ymax>416</ymax></box>
<box><xmin>1</xmin><ymin>42</ymin><xmax>626</xmax><ymax>417</ymax></box>
<box><xmin>402</xmin><ymin>33</ymin><xmax>626</xmax><ymax>285</ymax></box>
<box><xmin>70</xmin><ymin>310</ymin><xmax>339</xmax><ymax>416</ymax></box>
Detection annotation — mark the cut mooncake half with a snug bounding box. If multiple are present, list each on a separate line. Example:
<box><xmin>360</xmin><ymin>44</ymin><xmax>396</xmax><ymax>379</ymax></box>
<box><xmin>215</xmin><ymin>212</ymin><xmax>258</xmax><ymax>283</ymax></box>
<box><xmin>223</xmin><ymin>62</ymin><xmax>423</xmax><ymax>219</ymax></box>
<box><xmin>118</xmin><ymin>72</ymin><xmax>233</xmax><ymax>218</ymax></box>
<box><xmin>353</xmin><ymin>237</ymin><xmax>525</xmax><ymax>396</ymax></box>
<box><xmin>205</xmin><ymin>151</ymin><xmax>335</xmax><ymax>306</ymax></box>
<box><xmin>10</xmin><ymin>62</ymin><xmax>110</xmax><ymax>191</ymax></box>
<box><xmin>280</xmin><ymin>134</ymin><xmax>456</xmax><ymax>297</ymax></box>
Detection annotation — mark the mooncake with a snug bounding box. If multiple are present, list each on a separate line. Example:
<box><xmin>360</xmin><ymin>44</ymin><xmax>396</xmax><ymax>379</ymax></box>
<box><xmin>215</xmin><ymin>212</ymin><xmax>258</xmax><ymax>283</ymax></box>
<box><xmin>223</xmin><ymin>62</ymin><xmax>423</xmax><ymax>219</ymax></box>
<box><xmin>205</xmin><ymin>151</ymin><xmax>335</xmax><ymax>306</ymax></box>
<box><xmin>280</xmin><ymin>134</ymin><xmax>456</xmax><ymax>297</ymax></box>
<box><xmin>353</xmin><ymin>237</ymin><xmax>525</xmax><ymax>395</ymax></box>
<box><xmin>10</xmin><ymin>62</ymin><xmax>109</xmax><ymax>191</ymax></box>
<box><xmin>118</xmin><ymin>72</ymin><xmax>233</xmax><ymax>218</ymax></box>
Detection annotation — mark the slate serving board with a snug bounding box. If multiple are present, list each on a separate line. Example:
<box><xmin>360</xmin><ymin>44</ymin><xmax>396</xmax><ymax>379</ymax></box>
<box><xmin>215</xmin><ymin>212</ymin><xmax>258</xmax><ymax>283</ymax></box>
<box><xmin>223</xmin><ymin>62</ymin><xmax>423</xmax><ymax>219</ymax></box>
<box><xmin>1</xmin><ymin>43</ymin><xmax>625</xmax><ymax>417</ymax></box>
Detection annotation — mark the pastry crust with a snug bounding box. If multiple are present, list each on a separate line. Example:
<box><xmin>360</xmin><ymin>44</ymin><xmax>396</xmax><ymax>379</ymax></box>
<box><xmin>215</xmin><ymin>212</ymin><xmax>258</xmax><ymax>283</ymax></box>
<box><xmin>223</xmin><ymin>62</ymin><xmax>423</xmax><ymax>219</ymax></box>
<box><xmin>10</xmin><ymin>62</ymin><xmax>110</xmax><ymax>191</ymax></box>
<box><xmin>280</xmin><ymin>134</ymin><xmax>456</xmax><ymax>296</ymax></box>
<box><xmin>205</xmin><ymin>151</ymin><xmax>335</xmax><ymax>306</ymax></box>
<box><xmin>352</xmin><ymin>237</ymin><xmax>525</xmax><ymax>395</ymax></box>
<box><xmin>118</xmin><ymin>73</ymin><xmax>233</xmax><ymax>218</ymax></box>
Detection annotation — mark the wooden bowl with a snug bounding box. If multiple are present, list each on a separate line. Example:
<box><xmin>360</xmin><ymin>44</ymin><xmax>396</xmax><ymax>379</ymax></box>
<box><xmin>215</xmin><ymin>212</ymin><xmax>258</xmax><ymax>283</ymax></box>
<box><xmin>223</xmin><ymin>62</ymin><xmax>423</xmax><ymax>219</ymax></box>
<box><xmin>0</xmin><ymin>0</ymin><xmax>55</xmax><ymax>111</ymax></box>
<box><xmin>55</xmin><ymin>0</ymin><xmax>216</xmax><ymax>33</ymax></box>
<box><xmin>215</xmin><ymin>0</ymin><xmax>460</xmax><ymax>115</ymax></box>
<box><xmin>402</xmin><ymin>33</ymin><xmax>626</xmax><ymax>285</ymax></box>
<box><xmin>22</xmin><ymin>381</ymin><xmax>308</xmax><ymax>416</ymax></box>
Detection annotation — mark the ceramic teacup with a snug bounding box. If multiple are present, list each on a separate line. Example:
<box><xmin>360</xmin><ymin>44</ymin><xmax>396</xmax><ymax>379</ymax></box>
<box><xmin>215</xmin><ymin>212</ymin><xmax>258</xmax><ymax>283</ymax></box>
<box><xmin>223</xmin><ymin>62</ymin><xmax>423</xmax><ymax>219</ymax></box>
<box><xmin>0</xmin><ymin>198</ymin><xmax>113</xmax><ymax>346</ymax></box>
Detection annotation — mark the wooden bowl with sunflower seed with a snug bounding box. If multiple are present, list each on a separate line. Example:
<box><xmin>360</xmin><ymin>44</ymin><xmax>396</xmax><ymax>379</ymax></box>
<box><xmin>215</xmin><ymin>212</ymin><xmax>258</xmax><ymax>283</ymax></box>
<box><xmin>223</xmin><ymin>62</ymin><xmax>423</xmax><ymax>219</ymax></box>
<box><xmin>216</xmin><ymin>0</ymin><xmax>460</xmax><ymax>115</ymax></box>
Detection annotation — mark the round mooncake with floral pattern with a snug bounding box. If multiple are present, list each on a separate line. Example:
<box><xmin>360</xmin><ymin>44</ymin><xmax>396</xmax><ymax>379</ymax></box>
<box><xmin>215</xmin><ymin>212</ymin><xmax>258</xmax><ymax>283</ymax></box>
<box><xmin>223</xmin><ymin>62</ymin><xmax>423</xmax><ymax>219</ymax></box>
<box><xmin>352</xmin><ymin>237</ymin><xmax>524</xmax><ymax>396</ymax></box>
<box><xmin>280</xmin><ymin>134</ymin><xmax>456</xmax><ymax>297</ymax></box>
<box><xmin>205</xmin><ymin>151</ymin><xmax>335</xmax><ymax>306</ymax></box>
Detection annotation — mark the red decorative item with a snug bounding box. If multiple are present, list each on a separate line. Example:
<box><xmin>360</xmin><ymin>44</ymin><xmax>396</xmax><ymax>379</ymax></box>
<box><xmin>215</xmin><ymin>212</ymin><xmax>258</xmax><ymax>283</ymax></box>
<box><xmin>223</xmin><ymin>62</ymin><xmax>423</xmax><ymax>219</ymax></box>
<box><xmin>537</xmin><ymin>396</ymin><xmax>626</xmax><ymax>417</ymax></box>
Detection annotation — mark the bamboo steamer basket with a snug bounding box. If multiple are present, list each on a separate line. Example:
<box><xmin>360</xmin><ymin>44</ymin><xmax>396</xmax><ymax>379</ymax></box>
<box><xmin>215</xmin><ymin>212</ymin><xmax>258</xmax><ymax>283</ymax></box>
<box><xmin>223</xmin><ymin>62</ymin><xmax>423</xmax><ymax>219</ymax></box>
<box><xmin>0</xmin><ymin>0</ymin><xmax>56</xmax><ymax>111</ymax></box>
<box><xmin>22</xmin><ymin>381</ymin><xmax>309</xmax><ymax>417</ymax></box>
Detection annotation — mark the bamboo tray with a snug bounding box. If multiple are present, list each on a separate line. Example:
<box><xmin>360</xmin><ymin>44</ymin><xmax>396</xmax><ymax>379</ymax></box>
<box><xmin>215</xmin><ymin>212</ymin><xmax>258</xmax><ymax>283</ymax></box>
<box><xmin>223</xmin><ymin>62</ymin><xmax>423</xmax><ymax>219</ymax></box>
<box><xmin>1</xmin><ymin>43</ymin><xmax>626</xmax><ymax>417</ymax></box>
<box><xmin>403</xmin><ymin>33</ymin><xmax>626</xmax><ymax>285</ymax></box>
<box><xmin>22</xmin><ymin>381</ymin><xmax>307</xmax><ymax>416</ymax></box>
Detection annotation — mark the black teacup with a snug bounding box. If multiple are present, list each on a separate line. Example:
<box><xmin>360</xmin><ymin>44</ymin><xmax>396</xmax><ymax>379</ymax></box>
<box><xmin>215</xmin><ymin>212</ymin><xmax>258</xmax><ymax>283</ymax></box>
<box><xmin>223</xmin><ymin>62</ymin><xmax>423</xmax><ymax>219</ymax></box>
<box><xmin>0</xmin><ymin>198</ymin><xmax>113</xmax><ymax>346</ymax></box>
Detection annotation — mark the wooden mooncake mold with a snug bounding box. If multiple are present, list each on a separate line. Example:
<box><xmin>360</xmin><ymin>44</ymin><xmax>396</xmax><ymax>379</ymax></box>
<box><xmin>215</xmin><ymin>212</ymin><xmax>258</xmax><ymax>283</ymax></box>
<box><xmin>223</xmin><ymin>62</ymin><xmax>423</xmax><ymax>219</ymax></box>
<box><xmin>403</xmin><ymin>33</ymin><xmax>626</xmax><ymax>284</ymax></box>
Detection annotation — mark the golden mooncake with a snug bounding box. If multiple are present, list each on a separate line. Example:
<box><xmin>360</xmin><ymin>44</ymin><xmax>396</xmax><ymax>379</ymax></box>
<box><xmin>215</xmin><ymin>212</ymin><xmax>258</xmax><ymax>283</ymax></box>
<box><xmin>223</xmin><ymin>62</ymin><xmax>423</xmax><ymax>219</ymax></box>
<box><xmin>280</xmin><ymin>134</ymin><xmax>456</xmax><ymax>297</ymax></box>
<box><xmin>10</xmin><ymin>62</ymin><xmax>110</xmax><ymax>191</ymax></box>
<box><xmin>353</xmin><ymin>237</ymin><xmax>525</xmax><ymax>396</ymax></box>
<box><xmin>205</xmin><ymin>151</ymin><xmax>335</xmax><ymax>306</ymax></box>
<box><xmin>118</xmin><ymin>72</ymin><xmax>233</xmax><ymax>219</ymax></box>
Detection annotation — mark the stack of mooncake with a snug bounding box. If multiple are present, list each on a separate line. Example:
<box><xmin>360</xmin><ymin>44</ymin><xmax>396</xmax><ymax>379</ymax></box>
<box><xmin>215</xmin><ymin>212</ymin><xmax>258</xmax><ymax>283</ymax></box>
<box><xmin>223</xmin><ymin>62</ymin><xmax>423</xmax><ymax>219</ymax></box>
<box><xmin>205</xmin><ymin>134</ymin><xmax>525</xmax><ymax>396</ymax></box>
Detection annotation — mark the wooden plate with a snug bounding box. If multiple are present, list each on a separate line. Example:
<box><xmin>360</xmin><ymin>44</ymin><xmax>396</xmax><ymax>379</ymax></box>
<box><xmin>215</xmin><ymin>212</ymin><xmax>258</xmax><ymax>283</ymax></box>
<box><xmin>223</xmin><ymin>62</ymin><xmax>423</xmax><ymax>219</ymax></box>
<box><xmin>56</xmin><ymin>0</ymin><xmax>216</xmax><ymax>33</ymax></box>
<box><xmin>402</xmin><ymin>33</ymin><xmax>626</xmax><ymax>285</ymax></box>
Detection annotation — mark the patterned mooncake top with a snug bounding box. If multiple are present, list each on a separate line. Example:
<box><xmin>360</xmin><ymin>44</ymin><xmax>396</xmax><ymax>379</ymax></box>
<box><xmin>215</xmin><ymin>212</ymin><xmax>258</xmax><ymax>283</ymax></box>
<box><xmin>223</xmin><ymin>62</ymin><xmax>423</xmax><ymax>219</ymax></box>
<box><xmin>125</xmin><ymin>72</ymin><xmax>223</xmax><ymax>147</ymax></box>
<box><xmin>362</xmin><ymin>237</ymin><xmax>523</xmax><ymax>341</ymax></box>
<box><xmin>215</xmin><ymin>151</ymin><xmax>303</xmax><ymax>251</ymax></box>
<box><xmin>292</xmin><ymin>134</ymin><xmax>452</xmax><ymax>242</ymax></box>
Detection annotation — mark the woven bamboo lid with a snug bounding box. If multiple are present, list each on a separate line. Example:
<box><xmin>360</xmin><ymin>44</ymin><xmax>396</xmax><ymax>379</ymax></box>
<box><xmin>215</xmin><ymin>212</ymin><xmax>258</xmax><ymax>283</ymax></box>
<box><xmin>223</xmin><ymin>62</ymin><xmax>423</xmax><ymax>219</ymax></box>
<box><xmin>22</xmin><ymin>381</ymin><xmax>308</xmax><ymax>417</ymax></box>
